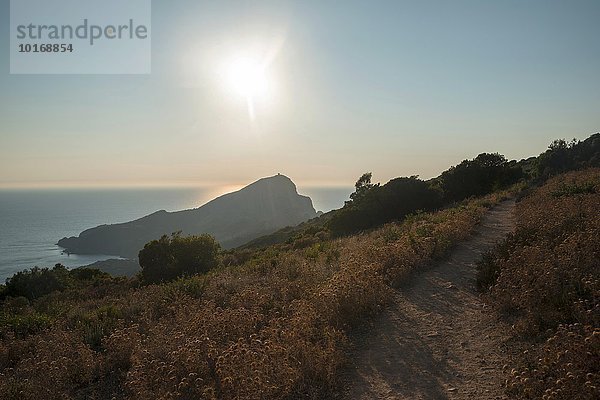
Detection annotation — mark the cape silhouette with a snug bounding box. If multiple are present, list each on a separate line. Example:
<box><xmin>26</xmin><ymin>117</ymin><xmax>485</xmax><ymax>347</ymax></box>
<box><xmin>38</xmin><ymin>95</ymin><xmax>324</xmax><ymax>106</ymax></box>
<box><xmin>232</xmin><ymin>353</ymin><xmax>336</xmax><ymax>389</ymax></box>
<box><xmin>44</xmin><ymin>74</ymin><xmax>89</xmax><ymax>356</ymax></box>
<box><xmin>57</xmin><ymin>174</ymin><xmax>317</xmax><ymax>257</ymax></box>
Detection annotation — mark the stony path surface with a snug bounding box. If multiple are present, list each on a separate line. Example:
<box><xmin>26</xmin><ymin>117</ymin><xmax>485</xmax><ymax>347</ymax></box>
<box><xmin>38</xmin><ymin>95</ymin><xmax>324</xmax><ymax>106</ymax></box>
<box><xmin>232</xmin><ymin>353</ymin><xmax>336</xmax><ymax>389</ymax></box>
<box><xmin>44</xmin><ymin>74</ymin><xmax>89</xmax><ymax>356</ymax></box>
<box><xmin>341</xmin><ymin>200</ymin><xmax>517</xmax><ymax>400</ymax></box>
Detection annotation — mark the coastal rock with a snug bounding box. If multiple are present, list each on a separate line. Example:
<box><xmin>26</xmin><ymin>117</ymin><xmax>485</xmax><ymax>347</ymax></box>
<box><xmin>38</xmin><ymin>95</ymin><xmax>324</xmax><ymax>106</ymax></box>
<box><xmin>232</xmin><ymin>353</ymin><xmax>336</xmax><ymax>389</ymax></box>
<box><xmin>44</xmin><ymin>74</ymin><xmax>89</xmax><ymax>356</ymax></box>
<box><xmin>58</xmin><ymin>174</ymin><xmax>317</xmax><ymax>257</ymax></box>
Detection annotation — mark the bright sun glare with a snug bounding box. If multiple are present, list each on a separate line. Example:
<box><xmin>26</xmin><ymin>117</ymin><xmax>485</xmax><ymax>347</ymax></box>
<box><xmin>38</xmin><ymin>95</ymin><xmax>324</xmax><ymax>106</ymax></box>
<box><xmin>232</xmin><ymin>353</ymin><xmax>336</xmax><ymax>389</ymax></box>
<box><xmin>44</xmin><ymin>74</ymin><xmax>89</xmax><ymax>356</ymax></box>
<box><xmin>225</xmin><ymin>56</ymin><xmax>270</xmax><ymax>120</ymax></box>
<box><xmin>227</xmin><ymin>57</ymin><xmax>268</xmax><ymax>98</ymax></box>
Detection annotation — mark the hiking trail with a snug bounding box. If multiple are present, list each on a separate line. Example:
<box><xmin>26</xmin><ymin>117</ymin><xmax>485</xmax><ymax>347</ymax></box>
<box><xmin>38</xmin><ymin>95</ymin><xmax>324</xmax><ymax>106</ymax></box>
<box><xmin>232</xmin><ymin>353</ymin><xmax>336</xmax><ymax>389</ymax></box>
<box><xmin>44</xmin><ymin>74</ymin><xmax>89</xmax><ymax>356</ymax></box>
<box><xmin>341</xmin><ymin>200</ymin><xmax>517</xmax><ymax>399</ymax></box>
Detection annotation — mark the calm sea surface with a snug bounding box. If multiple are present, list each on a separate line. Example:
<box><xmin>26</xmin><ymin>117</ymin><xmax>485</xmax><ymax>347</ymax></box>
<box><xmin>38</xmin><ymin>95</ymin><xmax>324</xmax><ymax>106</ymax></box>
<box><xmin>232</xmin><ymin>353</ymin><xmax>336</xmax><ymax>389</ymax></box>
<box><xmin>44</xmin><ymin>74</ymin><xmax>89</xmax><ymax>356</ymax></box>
<box><xmin>0</xmin><ymin>186</ymin><xmax>351</xmax><ymax>282</ymax></box>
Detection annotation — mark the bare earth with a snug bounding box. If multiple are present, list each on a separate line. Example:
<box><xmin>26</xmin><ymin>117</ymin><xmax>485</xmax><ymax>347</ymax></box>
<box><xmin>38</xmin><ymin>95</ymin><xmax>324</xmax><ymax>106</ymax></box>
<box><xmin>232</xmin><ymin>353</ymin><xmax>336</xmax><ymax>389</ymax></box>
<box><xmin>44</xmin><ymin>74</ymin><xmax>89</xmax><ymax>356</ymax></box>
<box><xmin>341</xmin><ymin>200</ymin><xmax>517</xmax><ymax>400</ymax></box>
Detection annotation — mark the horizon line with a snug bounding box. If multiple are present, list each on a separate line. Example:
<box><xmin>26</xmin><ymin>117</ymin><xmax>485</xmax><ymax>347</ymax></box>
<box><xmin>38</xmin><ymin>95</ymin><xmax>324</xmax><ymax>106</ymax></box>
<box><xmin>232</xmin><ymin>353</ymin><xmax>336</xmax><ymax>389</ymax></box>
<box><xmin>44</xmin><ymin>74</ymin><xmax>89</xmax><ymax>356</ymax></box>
<box><xmin>0</xmin><ymin>180</ymin><xmax>356</xmax><ymax>190</ymax></box>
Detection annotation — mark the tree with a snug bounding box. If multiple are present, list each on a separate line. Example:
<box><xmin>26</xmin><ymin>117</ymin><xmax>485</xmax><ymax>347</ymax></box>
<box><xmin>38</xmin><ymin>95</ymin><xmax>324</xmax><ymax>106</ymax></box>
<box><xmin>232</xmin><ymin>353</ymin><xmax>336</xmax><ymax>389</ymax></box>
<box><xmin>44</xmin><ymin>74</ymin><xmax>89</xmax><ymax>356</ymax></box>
<box><xmin>138</xmin><ymin>233</ymin><xmax>221</xmax><ymax>284</ymax></box>
<box><xmin>349</xmin><ymin>172</ymin><xmax>378</xmax><ymax>204</ymax></box>
<box><xmin>329</xmin><ymin>175</ymin><xmax>441</xmax><ymax>236</ymax></box>
<box><xmin>535</xmin><ymin>138</ymin><xmax>592</xmax><ymax>179</ymax></box>
<box><xmin>473</xmin><ymin>152</ymin><xmax>508</xmax><ymax>168</ymax></box>
<box><xmin>440</xmin><ymin>153</ymin><xmax>522</xmax><ymax>202</ymax></box>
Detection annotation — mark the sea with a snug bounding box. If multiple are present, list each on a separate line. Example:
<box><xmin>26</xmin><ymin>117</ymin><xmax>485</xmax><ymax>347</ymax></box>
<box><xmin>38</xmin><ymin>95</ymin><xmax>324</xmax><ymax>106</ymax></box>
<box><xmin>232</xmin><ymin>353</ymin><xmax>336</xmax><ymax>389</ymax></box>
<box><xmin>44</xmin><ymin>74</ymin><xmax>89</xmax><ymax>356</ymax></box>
<box><xmin>0</xmin><ymin>186</ymin><xmax>352</xmax><ymax>282</ymax></box>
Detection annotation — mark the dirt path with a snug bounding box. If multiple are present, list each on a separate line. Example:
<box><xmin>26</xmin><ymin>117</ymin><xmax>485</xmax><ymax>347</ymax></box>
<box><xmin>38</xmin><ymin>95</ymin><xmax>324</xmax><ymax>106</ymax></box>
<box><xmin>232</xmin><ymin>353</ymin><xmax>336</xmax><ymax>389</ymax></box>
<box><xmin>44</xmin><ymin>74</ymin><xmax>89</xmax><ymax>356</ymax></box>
<box><xmin>341</xmin><ymin>200</ymin><xmax>517</xmax><ymax>400</ymax></box>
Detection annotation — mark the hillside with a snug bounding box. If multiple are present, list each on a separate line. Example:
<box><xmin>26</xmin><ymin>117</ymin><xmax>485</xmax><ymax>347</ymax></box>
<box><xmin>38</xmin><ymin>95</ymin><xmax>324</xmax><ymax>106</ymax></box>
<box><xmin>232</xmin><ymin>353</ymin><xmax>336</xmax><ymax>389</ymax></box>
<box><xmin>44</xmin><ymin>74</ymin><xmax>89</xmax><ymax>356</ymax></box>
<box><xmin>57</xmin><ymin>174</ymin><xmax>317</xmax><ymax>258</ymax></box>
<box><xmin>0</xmin><ymin>189</ymin><xmax>511</xmax><ymax>399</ymax></box>
<box><xmin>478</xmin><ymin>169</ymin><xmax>600</xmax><ymax>399</ymax></box>
<box><xmin>239</xmin><ymin>133</ymin><xmax>599</xmax><ymax>252</ymax></box>
<box><xmin>1</xmin><ymin>136</ymin><xmax>598</xmax><ymax>399</ymax></box>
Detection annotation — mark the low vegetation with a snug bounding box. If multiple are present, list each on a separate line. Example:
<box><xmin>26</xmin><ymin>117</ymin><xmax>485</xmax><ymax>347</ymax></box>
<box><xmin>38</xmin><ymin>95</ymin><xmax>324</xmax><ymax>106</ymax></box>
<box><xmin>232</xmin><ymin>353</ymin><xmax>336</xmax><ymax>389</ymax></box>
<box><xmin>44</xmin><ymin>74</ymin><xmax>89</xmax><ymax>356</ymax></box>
<box><xmin>477</xmin><ymin>168</ymin><xmax>600</xmax><ymax>400</ymax></box>
<box><xmin>0</xmin><ymin>189</ymin><xmax>510</xmax><ymax>399</ymax></box>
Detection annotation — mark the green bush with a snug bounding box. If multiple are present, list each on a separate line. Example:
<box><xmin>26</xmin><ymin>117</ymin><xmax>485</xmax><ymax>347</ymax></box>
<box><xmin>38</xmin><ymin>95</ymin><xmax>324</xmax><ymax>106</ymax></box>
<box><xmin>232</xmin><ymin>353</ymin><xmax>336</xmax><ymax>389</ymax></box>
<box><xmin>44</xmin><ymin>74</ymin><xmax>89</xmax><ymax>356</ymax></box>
<box><xmin>329</xmin><ymin>175</ymin><xmax>442</xmax><ymax>235</ymax></box>
<box><xmin>1</xmin><ymin>265</ymin><xmax>114</xmax><ymax>302</ymax></box>
<box><xmin>536</xmin><ymin>134</ymin><xmax>600</xmax><ymax>179</ymax></box>
<box><xmin>69</xmin><ymin>267</ymin><xmax>111</xmax><ymax>281</ymax></box>
<box><xmin>438</xmin><ymin>153</ymin><xmax>523</xmax><ymax>202</ymax></box>
<box><xmin>1</xmin><ymin>312</ymin><xmax>53</xmax><ymax>337</ymax></box>
<box><xmin>2</xmin><ymin>264</ymin><xmax>71</xmax><ymax>301</ymax></box>
<box><xmin>138</xmin><ymin>233</ymin><xmax>221</xmax><ymax>284</ymax></box>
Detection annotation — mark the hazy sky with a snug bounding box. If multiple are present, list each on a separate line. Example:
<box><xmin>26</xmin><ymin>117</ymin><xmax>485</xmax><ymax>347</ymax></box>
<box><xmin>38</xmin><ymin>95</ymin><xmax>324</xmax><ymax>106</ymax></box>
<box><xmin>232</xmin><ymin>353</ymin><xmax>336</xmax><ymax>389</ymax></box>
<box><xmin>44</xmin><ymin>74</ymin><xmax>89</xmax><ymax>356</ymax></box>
<box><xmin>1</xmin><ymin>0</ymin><xmax>599</xmax><ymax>188</ymax></box>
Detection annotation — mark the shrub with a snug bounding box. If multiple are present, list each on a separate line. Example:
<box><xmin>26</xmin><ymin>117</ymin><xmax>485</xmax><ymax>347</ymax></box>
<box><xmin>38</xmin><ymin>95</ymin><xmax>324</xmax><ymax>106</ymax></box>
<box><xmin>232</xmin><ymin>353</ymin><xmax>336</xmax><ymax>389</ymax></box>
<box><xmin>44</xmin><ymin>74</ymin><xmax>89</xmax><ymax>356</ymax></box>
<box><xmin>329</xmin><ymin>175</ymin><xmax>442</xmax><ymax>235</ymax></box>
<box><xmin>536</xmin><ymin>134</ymin><xmax>600</xmax><ymax>179</ymax></box>
<box><xmin>0</xmin><ymin>312</ymin><xmax>53</xmax><ymax>337</ymax></box>
<box><xmin>1</xmin><ymin>265</ymin><xmax>114</xmax><ymax>302</ymax></box>
<box><xmin>139</xmin><ymin>233</ymin><xmax>221</xmax><ymax>284</ymax></box>
<box><xmin>2</xmin><ymin>264</ymin><xmax>71</xmax><ymax>301</ymax></box>
<box><xmin>70</xmin><ymin>267</ymin><xmax>111</xmax><ymax>281</ymax></box>
<box><xmin>438</xmin><ymin>152</ymin><xmax>523</xmax><ymax>202</ymax></box>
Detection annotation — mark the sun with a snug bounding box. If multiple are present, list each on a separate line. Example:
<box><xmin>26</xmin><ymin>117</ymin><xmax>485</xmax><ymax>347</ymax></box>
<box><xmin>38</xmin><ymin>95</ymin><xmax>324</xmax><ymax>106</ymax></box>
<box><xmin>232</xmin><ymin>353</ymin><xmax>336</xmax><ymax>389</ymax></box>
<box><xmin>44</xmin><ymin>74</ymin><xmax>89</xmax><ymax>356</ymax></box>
<box><xmin>227</xmin><ymin>57</ymin><xmax>268</xmax><ymax>98</ymax></box>
<box><xmin>224</xmin><ymin>56</ymin><xmax>270</xmax><ymax>120</ymax></box>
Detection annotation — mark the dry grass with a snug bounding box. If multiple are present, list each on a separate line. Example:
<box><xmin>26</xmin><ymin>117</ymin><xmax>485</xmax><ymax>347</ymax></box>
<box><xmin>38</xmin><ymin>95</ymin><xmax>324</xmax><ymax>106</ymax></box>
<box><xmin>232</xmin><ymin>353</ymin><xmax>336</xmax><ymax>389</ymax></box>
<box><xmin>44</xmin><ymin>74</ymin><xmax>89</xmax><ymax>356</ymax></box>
<box><xmin>0</xmin><ymin>192</ymin><xmax>510</xmax><ymax>399</ymax></box>
<box><xmin>479</xmin><ymin>169</ymin><xmax>600</xmax><ymax>400</ymax></box>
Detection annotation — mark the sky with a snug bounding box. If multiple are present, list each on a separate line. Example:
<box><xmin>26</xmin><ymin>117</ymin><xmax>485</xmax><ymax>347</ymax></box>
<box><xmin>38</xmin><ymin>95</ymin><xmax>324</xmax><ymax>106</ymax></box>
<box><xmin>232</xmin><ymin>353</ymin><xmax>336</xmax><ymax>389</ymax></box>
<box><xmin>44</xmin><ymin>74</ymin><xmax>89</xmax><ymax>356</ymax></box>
<box><xmin>0</xmin><ymin>0</ymin><xmax>599</xmax><ymax>189</ymax></box>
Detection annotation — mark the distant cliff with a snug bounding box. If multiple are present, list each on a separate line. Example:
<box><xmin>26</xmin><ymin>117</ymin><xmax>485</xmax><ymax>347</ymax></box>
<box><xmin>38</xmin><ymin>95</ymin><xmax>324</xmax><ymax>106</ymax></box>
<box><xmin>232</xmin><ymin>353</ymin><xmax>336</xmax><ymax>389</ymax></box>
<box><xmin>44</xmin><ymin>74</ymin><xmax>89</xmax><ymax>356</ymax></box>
<box><xmin>58</xmin><ymin>174</ymin><xmax>317</xmax><ymax>258</ymax></box>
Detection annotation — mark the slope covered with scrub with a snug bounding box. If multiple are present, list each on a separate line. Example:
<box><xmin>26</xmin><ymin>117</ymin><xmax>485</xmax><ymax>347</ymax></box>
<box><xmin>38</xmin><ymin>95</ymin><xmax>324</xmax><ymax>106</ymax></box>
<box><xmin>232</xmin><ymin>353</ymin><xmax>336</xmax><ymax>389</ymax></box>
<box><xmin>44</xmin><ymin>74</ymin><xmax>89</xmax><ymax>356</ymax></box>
<box><xmin>0</xmin><ymin>190</ymin><xmax>510</xmax><ymax>399</ymax></box>
<box><xmin>1</xmin><ymin>133</ymin><xmax>598</xmax><ymax>399</ymax></box>
<box><xmin>477</xmin><ymin>168</ymin><xmax>600</xmax><ymax>400</ymax></box>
